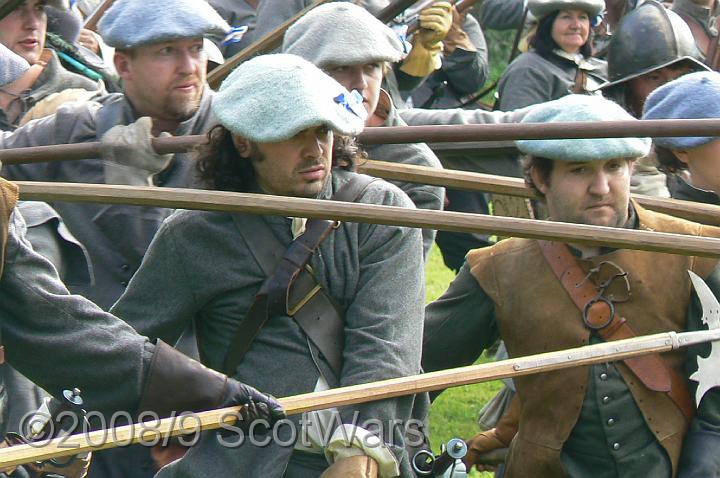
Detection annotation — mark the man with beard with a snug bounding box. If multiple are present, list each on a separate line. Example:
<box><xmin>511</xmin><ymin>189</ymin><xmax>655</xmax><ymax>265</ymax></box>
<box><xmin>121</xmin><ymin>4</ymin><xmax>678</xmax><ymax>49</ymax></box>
<box><xmin>110</xmin><ymin>53</ymin><xmax>428</xmax><ymax>478</ymax></box>
<box><xmin>0</xmin><ymin>0</ymin><xmax>228</xmax><ymax>310</ymax></box>
<box><xmin>0</xmin><ymin>0</ymin><xmax>229</xmax><ymax>476</ymax></box>
<box><xmin>423</xmin><ymin>94</ymin><xmax>720</xmax><ymax>477</ymax></box>
<box><xmin>281</xmin><ymin>2</ymin><xmax>445</xmax><ymax>259</ymax></box>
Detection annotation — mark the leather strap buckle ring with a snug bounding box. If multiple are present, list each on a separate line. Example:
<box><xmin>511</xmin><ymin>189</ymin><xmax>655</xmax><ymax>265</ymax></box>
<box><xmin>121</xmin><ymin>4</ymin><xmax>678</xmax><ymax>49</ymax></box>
<box><xmin>582</xmin><ymin>297</ymin><xmax>615</xmax><ymax>330</ymax></box>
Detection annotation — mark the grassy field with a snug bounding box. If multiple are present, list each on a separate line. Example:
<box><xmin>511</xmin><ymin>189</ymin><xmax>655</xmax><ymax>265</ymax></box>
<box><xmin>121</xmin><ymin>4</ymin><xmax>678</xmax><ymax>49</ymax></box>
<box><xmin>424</xmin><ymin>245</ymin><xmax>502</xmax><ymax>478</ymax></box>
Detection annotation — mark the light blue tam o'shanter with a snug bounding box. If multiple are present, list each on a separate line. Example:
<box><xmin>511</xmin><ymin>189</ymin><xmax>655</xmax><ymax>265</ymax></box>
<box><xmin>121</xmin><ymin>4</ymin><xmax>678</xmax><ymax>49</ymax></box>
<box><xmin>282</xmin><ymin>2</ymin><xmax>404</xmax><ymax>67</ymax></box>
<box><xmin>516</xmin><ymin>95</ymin><xmax>651</xmax><ymax>161</ymax></box>
<box><xmin>98</xmin><ymin>0</ymin><xmax>229</xmax><ymax>49</ymax></box>
<box><xmin>213</xmin><ymin>54</ymin><xmax>367</xmax><ymax>143</ymax></box>
<box><xmin>0</xmin><ymin>43</ymin><xmax>30</xmax><ymax>86</ymax></box>
<box><xmin>642</xmin><ymin>71</ymin><xmax>720</xmax><ymax>150</ymax></box>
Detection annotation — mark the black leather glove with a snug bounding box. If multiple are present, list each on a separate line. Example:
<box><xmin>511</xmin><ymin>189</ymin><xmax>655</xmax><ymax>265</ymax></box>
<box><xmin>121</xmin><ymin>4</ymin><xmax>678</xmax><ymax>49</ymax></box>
<box><xmin>223</xmin><ymin>378</ymin><xmax>285</xmax><ymax>431</ymax></box>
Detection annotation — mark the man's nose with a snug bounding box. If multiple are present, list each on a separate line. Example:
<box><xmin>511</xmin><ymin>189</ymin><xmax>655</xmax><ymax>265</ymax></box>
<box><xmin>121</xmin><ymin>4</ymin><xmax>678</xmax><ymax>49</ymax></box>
<box><xmin>589</xmin><ymin>172</ymin><xmax>611</xmax><ymax>195</ymax></box>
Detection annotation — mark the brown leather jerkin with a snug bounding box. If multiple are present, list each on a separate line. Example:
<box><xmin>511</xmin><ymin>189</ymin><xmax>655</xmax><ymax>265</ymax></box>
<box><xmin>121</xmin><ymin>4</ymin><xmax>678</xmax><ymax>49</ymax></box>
<box><xmin>538</xmin><ymin>240</ymin><xmax>695</xmax><ymax>421</ymax></box>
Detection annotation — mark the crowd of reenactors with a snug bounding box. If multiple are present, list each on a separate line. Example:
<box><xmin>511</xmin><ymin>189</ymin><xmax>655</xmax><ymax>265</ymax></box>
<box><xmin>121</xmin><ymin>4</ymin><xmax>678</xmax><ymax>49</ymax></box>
<box><xmin>1</xmin><ymin>0</ymin><xmax>720</xmax><ymax>477</ymax></box>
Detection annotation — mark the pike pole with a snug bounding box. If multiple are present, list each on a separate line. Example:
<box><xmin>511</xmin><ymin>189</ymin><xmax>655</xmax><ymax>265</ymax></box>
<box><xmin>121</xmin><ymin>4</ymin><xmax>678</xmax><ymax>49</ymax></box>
<box><xmin>3</xmin><ymin>119</ymin><xmax>720</xmax><ymax>165</ymax></box>
<box><xmin>13</xmin><ymin>181</ymin><xmax>720</xmax><ymax>258</ymax></box>
<box><xmin>0</xmin><ymin>306</ymin><xmax>718</xmax><ymax>469</ymax></box>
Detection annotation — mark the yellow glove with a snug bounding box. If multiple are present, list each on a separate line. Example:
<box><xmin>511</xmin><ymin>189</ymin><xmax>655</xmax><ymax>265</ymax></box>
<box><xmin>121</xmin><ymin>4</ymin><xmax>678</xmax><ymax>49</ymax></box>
<box><xmin>417</xmin><ymin>1</ymin><xmax>453</xmax><ymax>48</ymax></box>
<box><xmin>400</xmin><ymin>2</ymin><xmax>452</xmax><ymax>77</ymax></box>
<box><xmin>400</xmin><ymin>40</ymin><xmax>444</xmax><ymax>77</ymax></box>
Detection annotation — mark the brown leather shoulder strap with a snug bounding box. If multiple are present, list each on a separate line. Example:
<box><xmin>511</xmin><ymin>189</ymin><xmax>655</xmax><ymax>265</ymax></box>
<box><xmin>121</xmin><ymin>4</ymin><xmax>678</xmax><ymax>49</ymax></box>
<box><xmin>222</xmin><ymin>174</ymin><xmax>377</xmax><ymax>377</ymax></box>
<box><xmin>537</xmin><ymin>240</ymin><xmax>695</xmax><ymax>420</ymax></box>
<box><xmin>572</xmin><ymin>68</ymin><xmax>588</xmax><ymax>94</ymax></box>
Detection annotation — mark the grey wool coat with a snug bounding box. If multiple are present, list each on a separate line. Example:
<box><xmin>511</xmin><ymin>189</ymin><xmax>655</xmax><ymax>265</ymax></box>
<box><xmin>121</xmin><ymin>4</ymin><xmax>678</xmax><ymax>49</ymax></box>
<box><xmin>111</xmin><ymin>169</ymin><xmax>429</xmax><ymax>478</ymax></box>
<box><xmin>0</xmin><ymin>89</ymin><xmax>215</xmax><ymax>309</ymax></box>
<box><xmin>496</xmin><ymin>50</ymin><xmax>607</xmax><ymax>111</ymax></box>
<box><xmin>0</xmin><ymin>208</ymin><xmax>155</xmax><ymax>426</ymax></box>
<box><xmin>362</xmin><ymin>91</ymin><xmax>445</xmax><ymax>260</ymax></box>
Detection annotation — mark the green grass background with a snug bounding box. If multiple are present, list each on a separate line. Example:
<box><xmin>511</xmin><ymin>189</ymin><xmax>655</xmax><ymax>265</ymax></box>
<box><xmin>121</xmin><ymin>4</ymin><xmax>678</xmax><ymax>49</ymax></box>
<box><xmin>424</xmin><ymin>245</ymin><xmax>500</xmax><ymax>478</ymax></box>
<box><xmin>423</xmin><ymin>27</ymin><xmax>516</xmax><ymax>477</ymax></box>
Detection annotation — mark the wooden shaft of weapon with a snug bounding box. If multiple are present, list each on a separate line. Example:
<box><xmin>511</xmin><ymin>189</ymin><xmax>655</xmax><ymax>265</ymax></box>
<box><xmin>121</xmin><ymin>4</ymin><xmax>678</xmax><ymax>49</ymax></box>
<box><xmin>0</xmin><ymin>331</ymin><xmax>690</xmax><ymax>468</ymax></box>
<box><xmin>358</xmin><ymin>119</ymin><xmax>720</xmax><ymax>144</ymax></box>
<box><xmin>207</xmin><ymin>0</ymin><xmax>334</xmax><ymax>88</ymax></box>
<box><xmin>358</xmin><ymin>160</ymin><xmax>720</xmax><ymax>226</ymax></box>
<box><xmin>3</xmin><ymin>119</ymin><xmax>719</xmax><ymax>165</ymax></box>
<box><xmin>82</xmin><ymin>0</ymin><xmax>115</xmax><ymax>31</ymax></box>
<box><xmin>13</xmin><ymin>182</ymin><xmax>720</xmax><ymax>257</ymax></box>
<box><xmin>378</xmin><ymin>0</ymin><xmax>432</xmax><ymax>23</ymax></box>
<box><xmin>2</xmin><ymin>138</ymin><xmax>719</xmax><ymax>226</ymax></box>
<box><xmin>456</xmin><ymin>0</ymin><xmax>482</xmax><ymax>13</ymax></box>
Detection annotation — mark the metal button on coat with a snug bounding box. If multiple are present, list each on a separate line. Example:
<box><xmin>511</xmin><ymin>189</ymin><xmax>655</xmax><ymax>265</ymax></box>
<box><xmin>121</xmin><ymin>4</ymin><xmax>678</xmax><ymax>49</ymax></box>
<box><xmin>600</xmin><ymin>373</ymin><xmax>608</xmax><ymax>381</ymax></box>
<box><xmin>121</xmin><ymin>281</ymin><xmax>128</xmax><ymax>287</ymax></box>
<box><xmin>607</xmin><ymin>418</ymin><xmax>616</xmax><ymax>426</ymax></box>
<box><xmin>602</xmin><ymin>395</ymin><xmax>611</xmax><ymax>404</ymax></box>
<box><xmin>612</xmin><ymin>442</ymin><xmax>621</xmax><ymax>450</ymax></box>
<box><xmin>121</xmin><ymin>264</ymin><xmax>130</xmax><ymax>271</ymax></box>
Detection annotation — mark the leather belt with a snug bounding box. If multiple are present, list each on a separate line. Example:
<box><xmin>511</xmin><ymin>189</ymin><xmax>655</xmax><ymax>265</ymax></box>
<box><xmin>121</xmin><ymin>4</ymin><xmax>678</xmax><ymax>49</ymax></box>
<box><xmin>538</xmin><ymin>240</ymin><xmax>694</xmax><ymax>420</ymax></box>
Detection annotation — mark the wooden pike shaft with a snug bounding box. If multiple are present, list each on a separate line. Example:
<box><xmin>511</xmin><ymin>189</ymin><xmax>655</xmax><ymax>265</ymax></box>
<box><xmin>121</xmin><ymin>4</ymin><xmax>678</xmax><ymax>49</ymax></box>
<box><xmin>1</xmin><ymin>132</ymin><xmax>718</xmax><ymax>226</ymax></box>
<box><xmin>82</xmin><ymin>0</ymin><xmax>115</xmax><ymax>31</ymax></box>
<box><xmin>207</xmin><ymin>0</ymin><xmax>334</xmax><ymax>89</ymax></box>
<box><xmin>14</xmin><ymin>181</ymin><xmax>720</xmax><ymax>257</ymax></box>
<box><xmin>3</xmin><ymin>119</ymin><xmax>720</xmax><ymax>165</ymax></box>
<box><xmin>358</xmin><ymin>160</ymin><xmax>720</xmax><ymax>226</ymax></box>
<box><xmin>0</xmin><ymin>329</ymin><xmax>713</xmax><ymax>469</ymax></box>
<box><xmin>357</xmin><ymin>119</ymin><xmax>720</xmax><ymax>144</ymax></box>
<box><xmin>2</xmin><ymin>141</ymin><xmax>717</xmax><ymax>226</ymax></box>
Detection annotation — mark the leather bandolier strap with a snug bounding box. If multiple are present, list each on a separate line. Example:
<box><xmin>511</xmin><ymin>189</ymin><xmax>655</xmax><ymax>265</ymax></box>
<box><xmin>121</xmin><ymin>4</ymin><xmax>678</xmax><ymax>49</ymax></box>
<box><xmin>572</xmin><ymin>67</ymin><xmax>589</xmax><ymax>94</ymax></box>
<box><xmin>223</xmin><ymin>175</ymin><xmax>377</xmax><ymax>378</ymax></box>
<box><xmin>538</xmin><ymin>240</ymin><xmax>695</xmax><ymax>421</ymax></box>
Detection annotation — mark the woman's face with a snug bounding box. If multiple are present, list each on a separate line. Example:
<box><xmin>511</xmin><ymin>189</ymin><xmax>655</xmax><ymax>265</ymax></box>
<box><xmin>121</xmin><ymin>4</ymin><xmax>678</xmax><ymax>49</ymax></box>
<box><xmin>551</xmin><ymin>9</ymin><xmax>591</xmax><ymax>54</ymax></box>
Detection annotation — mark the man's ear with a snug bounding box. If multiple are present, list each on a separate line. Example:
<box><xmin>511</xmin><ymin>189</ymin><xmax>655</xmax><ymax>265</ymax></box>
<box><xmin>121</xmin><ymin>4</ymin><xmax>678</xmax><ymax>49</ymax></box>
<box><xmin>529</xmin><ymin>165</ymin><xmax>549</xmax><ymax>195</ymax></box>
<box><xmin>114</xmin><ymin>51</ymin><xmax>132</xmax><ymax>81</ymax></box>
<box><xmin>672</xmin><ymin>149</ymin><xmax>690</xmax><ymax>166</ymax></box>
<box><xmin>231</xmin><ymin>135</ymin><xmax>253</xmax><ymax>158</ymax></box>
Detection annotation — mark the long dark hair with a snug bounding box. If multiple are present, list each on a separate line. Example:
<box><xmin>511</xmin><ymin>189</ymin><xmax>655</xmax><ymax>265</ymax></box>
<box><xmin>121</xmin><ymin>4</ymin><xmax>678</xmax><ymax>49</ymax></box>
<box><xmin>195</xmin><ymin>125</ymin><xmax>367</xmax><ymax>192</ymax></box>
<box><xmin>530</xmin><ymin>10</ymin><xmax>593</xmax><ymax>58</ymax></box>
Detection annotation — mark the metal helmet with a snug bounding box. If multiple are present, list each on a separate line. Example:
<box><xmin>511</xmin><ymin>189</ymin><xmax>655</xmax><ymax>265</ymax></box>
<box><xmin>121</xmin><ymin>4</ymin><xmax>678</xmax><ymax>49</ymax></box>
<box><xmin>597</xmin><ymin>0</ymin><xmax>709</xmax><ymax>91</ymax></box>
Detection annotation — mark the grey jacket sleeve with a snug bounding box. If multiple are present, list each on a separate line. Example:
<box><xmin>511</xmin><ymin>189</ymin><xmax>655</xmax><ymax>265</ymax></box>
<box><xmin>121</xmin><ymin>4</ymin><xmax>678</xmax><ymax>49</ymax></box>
<box><xmin>441</xmin><ymin>14</ymin><xmax>489</xmax><ymax>96</ymax></box>
<box><xmin>1</xmin><ymin>102</ymin><xmax>100</xmax><ymax>181</ymax></box>
<box><xmin>497</xmin><ymin>54</ymin><xmax>555</xmax><ymax>111</ymax></box>
<box><xmin>338</xmin><ymin>181</ymin><xmax>425</xmax><ymax>456</ymax></box>
<box><xmin>679</xmin><ymin>264</ymin><xmax>720</xmax><ymax>477</ymax></box>
<box><xmin>110</xmin><ymin>216</ymin><xmax>198</xmax><ymax>348</ymax></box>
<box><xmin>0</xmin><ymin>209</ymin><xmax>151</xmax><ymax>416</ymax></box>
<box><xmin>423</xmin><ymin>261</ymin><xmax>498</xmax><ymax>375</ymax></box>
<box><xmin>399</xmin><ymin>104</ymin><xmax>532</xmax><ymax>125</ymax></box>
<box><xmin>475</xmin><ymin>0</ymin><xmax>526</xmax><ymax>30</ymax></box>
